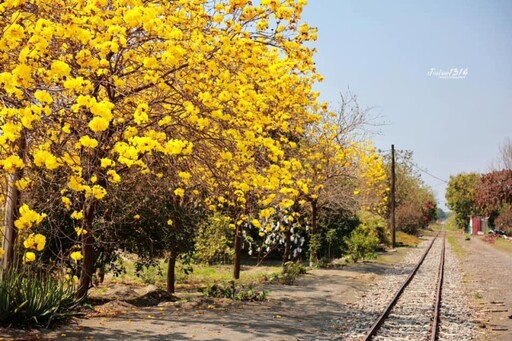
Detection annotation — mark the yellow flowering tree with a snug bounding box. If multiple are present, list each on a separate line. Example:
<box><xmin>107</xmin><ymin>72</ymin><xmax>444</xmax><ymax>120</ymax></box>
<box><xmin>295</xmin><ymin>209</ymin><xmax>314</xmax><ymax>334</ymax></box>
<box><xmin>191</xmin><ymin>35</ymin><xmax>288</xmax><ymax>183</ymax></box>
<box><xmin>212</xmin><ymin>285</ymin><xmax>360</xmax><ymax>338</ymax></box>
<box><xmin>0</xmin><ymin>0</ymin><xmax>322</xmax><ymax>296</ymax></box>
<box><xmin>274</xmin><ymin>96</ymin><xmax>388</xmax><ymax>265</ymax></box>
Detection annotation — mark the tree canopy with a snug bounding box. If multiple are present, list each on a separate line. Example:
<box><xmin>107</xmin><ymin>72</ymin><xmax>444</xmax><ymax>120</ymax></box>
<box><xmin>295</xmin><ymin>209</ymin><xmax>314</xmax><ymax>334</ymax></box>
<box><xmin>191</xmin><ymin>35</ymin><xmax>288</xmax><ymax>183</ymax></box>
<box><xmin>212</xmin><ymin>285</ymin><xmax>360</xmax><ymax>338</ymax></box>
<box><xmin>0</xmin><ymin>0</ymin><xmax>430</xmax><ymax>301</ymax></box>
<box><xmin>445</xmin><ymin>173</ymin><xmax>481</xmax><ymax>229</ymax></box>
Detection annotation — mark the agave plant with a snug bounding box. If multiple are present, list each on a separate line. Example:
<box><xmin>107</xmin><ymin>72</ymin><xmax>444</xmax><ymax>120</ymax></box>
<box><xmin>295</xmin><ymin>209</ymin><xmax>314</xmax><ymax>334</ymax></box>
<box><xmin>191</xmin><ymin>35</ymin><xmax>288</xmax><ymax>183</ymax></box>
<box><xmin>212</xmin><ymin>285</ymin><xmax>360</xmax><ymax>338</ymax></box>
<box><xmin>0</xmin><ymin>267</ymin><xmax>82</xmax><ymax>327</ymax></box>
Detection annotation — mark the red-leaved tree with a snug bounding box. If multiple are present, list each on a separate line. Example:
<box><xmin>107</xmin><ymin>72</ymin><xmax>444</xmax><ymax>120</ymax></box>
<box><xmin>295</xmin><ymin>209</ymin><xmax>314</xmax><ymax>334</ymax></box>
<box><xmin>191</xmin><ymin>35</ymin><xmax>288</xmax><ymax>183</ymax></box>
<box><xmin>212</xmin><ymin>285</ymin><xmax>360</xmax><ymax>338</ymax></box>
<box><xmin>475</xmin><ymin>170</ymin><xmax>512</xmax><ymax>215</ymax></box>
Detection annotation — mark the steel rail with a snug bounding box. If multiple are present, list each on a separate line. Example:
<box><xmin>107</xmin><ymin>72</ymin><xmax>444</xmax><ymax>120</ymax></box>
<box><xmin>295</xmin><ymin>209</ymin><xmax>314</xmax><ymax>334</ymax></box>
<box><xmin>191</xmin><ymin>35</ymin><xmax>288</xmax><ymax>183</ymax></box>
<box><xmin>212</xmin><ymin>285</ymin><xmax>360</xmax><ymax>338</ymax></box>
<box><xmin>430</xmin><ymin>231</ymin><xmax>446</xmax><ymax>341</ymax></box>
<box><xmin>363</xmin><ymin>231</ymin><xmax>441</xmax><ymax>341</ymax></box>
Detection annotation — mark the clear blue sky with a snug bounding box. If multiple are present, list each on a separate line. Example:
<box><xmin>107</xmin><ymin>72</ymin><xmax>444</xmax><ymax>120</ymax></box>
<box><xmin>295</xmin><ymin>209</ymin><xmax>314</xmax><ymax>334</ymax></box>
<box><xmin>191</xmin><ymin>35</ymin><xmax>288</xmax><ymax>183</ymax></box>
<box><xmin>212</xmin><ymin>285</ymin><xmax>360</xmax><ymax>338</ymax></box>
<box><xmin>302</xmin><ymin>0</ymin><xmax>512</xmax><ymax>209</ymax></box>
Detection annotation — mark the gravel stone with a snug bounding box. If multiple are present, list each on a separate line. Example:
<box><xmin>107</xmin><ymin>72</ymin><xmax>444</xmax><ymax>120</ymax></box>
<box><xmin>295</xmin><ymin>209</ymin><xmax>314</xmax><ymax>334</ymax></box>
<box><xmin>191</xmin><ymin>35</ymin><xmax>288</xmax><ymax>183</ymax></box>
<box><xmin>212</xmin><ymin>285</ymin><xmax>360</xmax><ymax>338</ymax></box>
<box><xmin>334</xmin><ymin>234</ymin><xmax>477</xmax><ymax>340</ymax></box>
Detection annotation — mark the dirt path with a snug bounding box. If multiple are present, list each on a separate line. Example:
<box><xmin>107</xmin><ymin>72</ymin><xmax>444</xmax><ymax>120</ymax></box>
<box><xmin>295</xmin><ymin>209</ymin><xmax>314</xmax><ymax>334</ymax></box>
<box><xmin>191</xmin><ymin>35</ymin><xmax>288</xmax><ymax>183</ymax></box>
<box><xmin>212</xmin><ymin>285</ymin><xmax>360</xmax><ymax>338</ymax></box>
<box><xmin>33</xmin><ymin>262</ymin><xmax>402</xmax><ymax>341</ymax></box>
<box><xmin>454</xmin><ymin>234</ymin><xmax>512</xmax><ymax>341</ymax></box>
<box><xmin>7</xmin><ymin>234</ymin><xmax>509</xmax><ymax>341</ymax></box>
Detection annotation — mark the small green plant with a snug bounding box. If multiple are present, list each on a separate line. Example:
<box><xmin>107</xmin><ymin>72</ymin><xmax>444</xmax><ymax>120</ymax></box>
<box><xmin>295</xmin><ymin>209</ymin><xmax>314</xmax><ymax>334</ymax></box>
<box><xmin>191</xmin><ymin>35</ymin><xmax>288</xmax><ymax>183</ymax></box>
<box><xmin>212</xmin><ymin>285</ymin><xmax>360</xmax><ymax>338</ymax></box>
<box><xmin>201</xmin><ymin>282</ymin><xmax>268</xmax><ymax>301</ymax></box>
<box><xmin>234</xmin><ymin>286</ymin><xmax>269</xmax><ymax>301</ymax></box>
<box><xmin>269</xmin><ymin>272</ymin><xmax>281</xmax><ymax>282</ymax></box>
<box><xmin>202</xmin><ymin>282</ymin><xmax>235</xmax><ymax>299</ymax></box>
<box><xmin>474</xmin><ymin>291</ymin><xmax>483</xmax><ymax>299</ymax></box>
<box><xmin>314</xmin><ymin>257</ymin><xmax>330</xmax><ymax>269</ymax></box>
<box><xmin>279</xmin><ymin>262</ymin><xmax>306</xmax><ymax>285</ymax></box>
<box><xmin>0</xmin><ymin>267</ymin><xmax>82</xmax><ymax>327</ymax></box>
<box><xmin>136</xmin><ymin>264</ymin><xmax>164</xmax><ymax>285</ymax></box>
<box><xmin>308</xmin><ymin>233</ymin><xmax>322</xmax><ymax>265</ymax></box>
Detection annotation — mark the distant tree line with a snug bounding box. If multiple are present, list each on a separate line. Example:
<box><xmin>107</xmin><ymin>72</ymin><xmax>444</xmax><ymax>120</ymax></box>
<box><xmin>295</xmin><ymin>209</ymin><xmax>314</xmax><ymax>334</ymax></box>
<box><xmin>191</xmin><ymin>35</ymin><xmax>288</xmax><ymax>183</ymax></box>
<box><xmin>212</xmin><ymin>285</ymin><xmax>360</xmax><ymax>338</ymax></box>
<box><xmin>445</xmin><ymin>139</ymin><xmax>512</xmax><ymax>234</ymax></box>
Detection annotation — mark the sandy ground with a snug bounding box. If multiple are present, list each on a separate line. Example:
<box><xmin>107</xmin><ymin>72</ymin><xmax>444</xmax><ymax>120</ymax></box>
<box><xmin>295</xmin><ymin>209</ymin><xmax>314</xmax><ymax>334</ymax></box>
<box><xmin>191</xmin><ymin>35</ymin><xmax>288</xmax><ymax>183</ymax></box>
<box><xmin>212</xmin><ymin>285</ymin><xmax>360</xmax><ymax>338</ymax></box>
<box><xmin>0</xmin><ymin>256</ymin><xmax>404</xmax><ymax>341</ymax></box>
<box><xmin>8</xmin><ymin>236</ymin><xmax>509</xmax><ymax>341</ymax></box>
<box><xmin>40</xmin><ymin>266</ymin><xmax>385</xmax><ymax>341</ymax></box>
<box><xmin>61</xmin><ymin>235</ymin><xmax>509</xmax><ymax>341</ymax></box>
<box><xmin>455</xmin><ymin>234</ymin><xmax>512</xmax><ymax>341</ymax></box>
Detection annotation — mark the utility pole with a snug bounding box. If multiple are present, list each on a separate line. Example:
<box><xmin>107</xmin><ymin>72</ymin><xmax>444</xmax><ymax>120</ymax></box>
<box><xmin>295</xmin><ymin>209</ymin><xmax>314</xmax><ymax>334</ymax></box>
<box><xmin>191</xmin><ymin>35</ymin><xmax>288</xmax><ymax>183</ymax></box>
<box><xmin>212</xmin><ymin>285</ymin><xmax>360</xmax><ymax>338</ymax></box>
<box><xmin>391</xmin><ymin>144</ymin><xmax>396</xmax><ymax>249</ymax></box>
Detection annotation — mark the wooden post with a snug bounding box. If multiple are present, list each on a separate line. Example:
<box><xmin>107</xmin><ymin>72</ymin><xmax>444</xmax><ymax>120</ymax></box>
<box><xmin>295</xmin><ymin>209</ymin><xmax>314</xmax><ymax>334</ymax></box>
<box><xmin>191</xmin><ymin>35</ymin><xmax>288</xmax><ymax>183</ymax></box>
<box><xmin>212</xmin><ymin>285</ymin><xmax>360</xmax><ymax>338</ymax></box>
<box><xmin>391</xmin><ymin>144</ymin><xmax>396</xmax><ymax>249</ymax></box>
<box><xmin>233</xmin><ymin>223</ymin><xmax>242</xmax><ymax>279</ymax></box>
<box><xmin>166</xmin><ymin>251</ymin><xmax>177</xmax><ymax>294</ymax></box>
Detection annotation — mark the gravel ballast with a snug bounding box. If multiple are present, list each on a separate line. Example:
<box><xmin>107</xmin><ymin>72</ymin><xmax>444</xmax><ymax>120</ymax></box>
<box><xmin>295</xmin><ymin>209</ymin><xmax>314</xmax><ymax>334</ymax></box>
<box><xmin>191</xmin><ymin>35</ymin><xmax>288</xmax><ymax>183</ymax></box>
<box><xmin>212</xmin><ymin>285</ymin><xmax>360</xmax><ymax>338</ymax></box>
<box><xmin>334</xmin><ymin>234</ymin><xmax>477</xmax><ymax>340</ymax></box>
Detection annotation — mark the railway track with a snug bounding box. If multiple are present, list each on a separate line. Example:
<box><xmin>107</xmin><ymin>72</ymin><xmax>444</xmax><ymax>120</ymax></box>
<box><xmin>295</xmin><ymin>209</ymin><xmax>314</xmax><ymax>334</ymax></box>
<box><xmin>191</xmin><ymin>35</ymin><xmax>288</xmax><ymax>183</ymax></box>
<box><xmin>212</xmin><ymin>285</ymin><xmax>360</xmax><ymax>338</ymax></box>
<box><xmin>364</xmin><ymin>231</ymin><xmax>446</xmax><ymax>341</ymax></box>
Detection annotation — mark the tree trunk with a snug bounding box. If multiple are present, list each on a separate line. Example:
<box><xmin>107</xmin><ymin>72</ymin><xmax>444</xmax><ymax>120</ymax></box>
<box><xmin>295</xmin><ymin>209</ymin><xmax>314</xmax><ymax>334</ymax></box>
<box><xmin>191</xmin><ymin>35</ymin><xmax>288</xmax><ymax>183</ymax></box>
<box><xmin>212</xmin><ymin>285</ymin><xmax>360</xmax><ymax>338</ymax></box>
<box><xmin>2</xmin><ymin>134</ymin><xmax>26</xmax><ymax>270</ymax></box>
<box><xmin>77</xmin><ymin>201</ymin><xmax>97</xmax><ymax>298</ymax></box>
<box><xmin>96</xmin><ymin>266</ymin><xmax>105</xmax><ymax>285</ymax></box>
<box><xmin>2</xmin><ymin>173</ymin><xmax>22</xmax><ymax>270</ymax></box>
<box><xmin>309</xmin><ymin>199</ymin><xmax>319</xmax><ymax>267</ymax></box>
<box><xmin>283</xmin><ymin>226</ymin><xmax>292</xmax><ymax>264</ymax></box>
<box><xmin>233</xmin><ymin>223</ymin><xmax>242</xmax><ymax>279</ymax></box>
<box><xmin>166</xmin><ymin>251</ymin><xmax>177</xmax><ymax>294</ymax></box>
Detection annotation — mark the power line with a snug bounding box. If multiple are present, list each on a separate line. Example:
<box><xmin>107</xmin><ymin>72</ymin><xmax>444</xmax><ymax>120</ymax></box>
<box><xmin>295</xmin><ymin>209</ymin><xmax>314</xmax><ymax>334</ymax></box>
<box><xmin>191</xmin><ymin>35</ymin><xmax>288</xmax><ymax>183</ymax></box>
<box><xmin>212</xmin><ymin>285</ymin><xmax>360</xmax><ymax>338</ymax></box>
<box><xmin>379</xmin><ymin>147</ymin><xmax>449</xmax><ymax>184</ymax></box>
<box><xmin>412</xmin><ymin>164</ymin><xmax>448</xmax><ymax>184</ymax></box>
<box><xmin>431</xmin><ymin>181</ymin><xmax>447</xmax><ymax>188</ymax></box>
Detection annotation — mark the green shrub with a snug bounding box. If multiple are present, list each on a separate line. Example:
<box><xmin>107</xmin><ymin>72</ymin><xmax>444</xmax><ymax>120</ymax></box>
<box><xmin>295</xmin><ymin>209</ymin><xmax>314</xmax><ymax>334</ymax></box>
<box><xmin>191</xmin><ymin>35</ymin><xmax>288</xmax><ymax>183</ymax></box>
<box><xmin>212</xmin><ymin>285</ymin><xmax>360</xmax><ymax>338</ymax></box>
<box><xmin>345</xmin><ymin>211</ymin><xmax>386</xmax><ymax>262</ymax></box>
<box><xmin>279</xmin><ymin>262</ymin><xmax>307</xmax><ymax>285</ymax></box>
<box><xmin>320</xmin><ymin>209</ymin><xmax>360</xmax><ymax>259</ymax></box>
<box><xmin>0</xmin><ymin>267</ymin><xmax>82</xmax><ymax>327</ymax></box>
<box><xmin>495</xmin><ymin>204</ymin><xmax>512</xmax><ymax>235</ymax></box>
<box><xmin>194</xmin><ymin>213</ymin><xmax>234</xmax><ymax>264</ymax></box>
<box><xmin>314</xmin><ymin>257</ymin><xmax>330</xmax><ymax>269</ymax></box>
<box><xmin>234</xmin><ymin>286</ymin><xmax>269</xmax><ymax>301</ymax></box>
<box><xmin>202</xmin><ymin>282</ymin><xmax>235</xmax><ymax>299</ymax></box>
<box><xmin>201</xmin><ymin>282</ymin><xmax>268</xmax><ymax>301</ymax></box>
<box><xmin>345</xmin><ymin>227</ymin><xmax>379</xmax><ymax>262</ymax></box>
<box><xmin>308</xmin><ymin>233</ymin><xmax>322</xmax><ymax>265</ymax></box>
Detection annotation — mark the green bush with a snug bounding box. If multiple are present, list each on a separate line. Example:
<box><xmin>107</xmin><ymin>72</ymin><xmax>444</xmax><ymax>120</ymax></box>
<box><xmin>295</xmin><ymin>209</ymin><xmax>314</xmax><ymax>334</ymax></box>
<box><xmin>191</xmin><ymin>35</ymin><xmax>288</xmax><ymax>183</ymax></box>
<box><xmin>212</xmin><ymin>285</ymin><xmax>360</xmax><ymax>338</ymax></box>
<box><xmin>345</xmin><ymin>227</ymin><xmax>379</xmax><ymax>262</ymax></box>
<box><xmin>0</xmin><ymin>267</ymin><xmax>82</xmax><ymax>327</ymax></box>
<box><xmin>137</xmin><ymin>264</ymin><xmax>163</xmax><ymax>285</ymax></box>
<box><xmin>201</xmin><ymin>282</ymin><xmax>268</xmax><ymax>301</ymax></box>
<box><xmin>279</xmin><ymin>262</ymin><xmax>307</xmax><ymax>285</ymax></box>
<box><xmin>234</xmin><ymin>286</ymin><xmax>269</xmax><ymax>302</ymax></box>
<box><xmin>345</xmin><ymin>211</ymin><xmax>387</xmax><ymax>262</ymax></box>
<box><xmin>194</xmin><ymin>213</ymin><xmax>234</xmax><ymax>264</ymax></box>
<box><xmin>314</xmin><ymin>257</ymin><xmax>330</xmax><ymax>269</ymax></box>
<box><xmin>308</xmin><ymin>233</ymin><xmax>322</xmax><ymax>265</ymax></box>
<box><xmin>320</xmin><ymin>209</ymin><xmax>360</xmax><ymax>259</ymax></box>
<box><xmin>202</xmin><ymin>282</ymin><xmax>235</xmax><ymax>299</ymax></box>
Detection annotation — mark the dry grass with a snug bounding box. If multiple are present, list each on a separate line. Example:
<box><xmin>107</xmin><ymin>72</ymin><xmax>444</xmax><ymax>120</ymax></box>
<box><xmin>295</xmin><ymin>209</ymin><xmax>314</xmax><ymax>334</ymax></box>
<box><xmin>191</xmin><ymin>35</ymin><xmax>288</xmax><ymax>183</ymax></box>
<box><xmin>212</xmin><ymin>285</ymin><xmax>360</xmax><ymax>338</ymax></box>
<box><xmin>491</xmin><ymin>237</ymin><xmax>512</xmax><ymax>255</ymax></box>
<box><xmin>396</xmin><ymin>231</ymin><xmax>421</xmax><ymax>247</ymax></box>
<box><xmin>446</xmin><ymin>232</ymin><xmax>468</xmax><ymax>259</ymax></box>
<box><xmin>373</xmin><ymin>231</ymin><xmax>421</xmax><ymax>266</ymax></box>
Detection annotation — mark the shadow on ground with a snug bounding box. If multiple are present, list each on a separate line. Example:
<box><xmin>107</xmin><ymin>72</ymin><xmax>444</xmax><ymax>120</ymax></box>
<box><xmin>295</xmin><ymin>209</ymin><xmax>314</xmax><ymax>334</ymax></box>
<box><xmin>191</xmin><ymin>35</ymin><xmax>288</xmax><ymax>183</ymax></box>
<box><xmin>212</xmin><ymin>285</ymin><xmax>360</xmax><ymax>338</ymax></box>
<box><xmin>37</xmin><ymin>261</ymin><xmax>418</xmax><ymax>341</ymax></box>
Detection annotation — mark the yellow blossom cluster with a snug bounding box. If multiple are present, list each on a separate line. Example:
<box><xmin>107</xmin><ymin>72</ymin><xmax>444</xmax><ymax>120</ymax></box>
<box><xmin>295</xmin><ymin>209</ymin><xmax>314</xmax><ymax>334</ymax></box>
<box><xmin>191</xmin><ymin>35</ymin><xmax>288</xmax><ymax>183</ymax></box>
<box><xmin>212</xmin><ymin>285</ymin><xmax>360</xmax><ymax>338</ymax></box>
<box><xmin>23</xmin><ymin>233</ymin><xmax>46</xmax><ymax>251</ymax></box>
<box><xmin>14</xmin><ymin>205</ymin><xmax>47</xmax><ymax>262</ymax></box>
<box><xmin>0</xmin><ymin>0</ymin><xmax>387</xmax><ymax>277</ymax></box>
<box><xmin>14</xmin><ymin>204</ymin><xmax>47</xmax><ymax>230</ymax></box>
<box><xmin>70</xmin><ymin>251</ymin><xmax>83</xmax><ymax>262</ymax></box>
